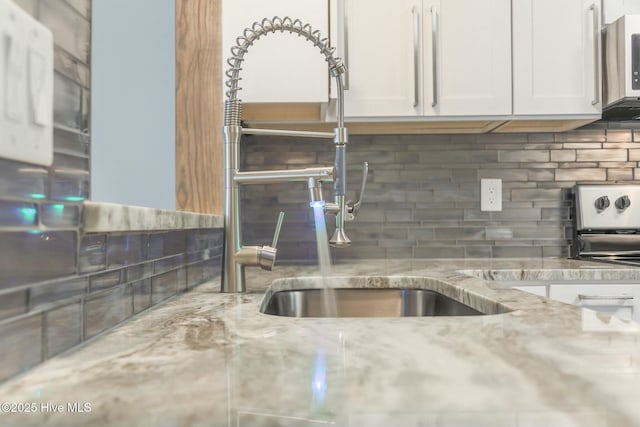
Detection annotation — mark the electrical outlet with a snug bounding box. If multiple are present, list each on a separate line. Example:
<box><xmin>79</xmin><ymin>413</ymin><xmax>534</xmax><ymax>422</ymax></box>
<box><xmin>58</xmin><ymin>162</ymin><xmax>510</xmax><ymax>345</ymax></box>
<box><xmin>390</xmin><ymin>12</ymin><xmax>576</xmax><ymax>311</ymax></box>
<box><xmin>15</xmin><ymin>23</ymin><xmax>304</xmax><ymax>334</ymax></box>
<box><xmin>0</xmin><ymin>0</ymin><xmax>53</xmax><ymax>166</ymax></box>
<box><xmin>481</xmin><ymin>178</ymin><xmax>502</xmax><ymax>211</ymax></box>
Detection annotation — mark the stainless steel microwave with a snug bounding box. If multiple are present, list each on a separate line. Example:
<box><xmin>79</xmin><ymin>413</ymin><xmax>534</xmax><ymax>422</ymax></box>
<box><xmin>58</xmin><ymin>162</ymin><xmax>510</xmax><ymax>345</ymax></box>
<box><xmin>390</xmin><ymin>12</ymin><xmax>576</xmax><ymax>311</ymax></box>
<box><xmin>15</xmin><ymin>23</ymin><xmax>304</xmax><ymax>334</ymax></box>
<box><xmin>603</xmin><ymin>14</ymin><xmax>640</xmax><ymax>119</ymax></box>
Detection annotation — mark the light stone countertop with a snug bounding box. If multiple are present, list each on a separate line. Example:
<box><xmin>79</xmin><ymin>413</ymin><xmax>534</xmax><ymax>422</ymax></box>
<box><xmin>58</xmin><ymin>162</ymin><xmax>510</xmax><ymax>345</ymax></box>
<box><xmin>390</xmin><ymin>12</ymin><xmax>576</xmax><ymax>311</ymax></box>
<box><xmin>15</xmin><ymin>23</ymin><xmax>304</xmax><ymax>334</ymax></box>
<box><xmin>82</xmin><ymin>201</ymin><xmax>223</xmax><ymax>232</ymax></box>
<box><xmin>1</xmin><ymin>258</ymin><xmax>640</xmax><ymax>427</ymax></box>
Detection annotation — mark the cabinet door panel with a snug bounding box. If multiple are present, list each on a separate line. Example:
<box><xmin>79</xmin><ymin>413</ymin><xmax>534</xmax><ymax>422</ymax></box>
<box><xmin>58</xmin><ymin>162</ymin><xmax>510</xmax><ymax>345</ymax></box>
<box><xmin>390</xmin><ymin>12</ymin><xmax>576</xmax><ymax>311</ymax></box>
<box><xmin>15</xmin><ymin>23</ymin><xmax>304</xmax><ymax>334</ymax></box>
<box><xmin>343</xmin><ymin>0</ymin><xmax>421</xmax><ymax>117</ymax></box>
<box><xmin>512</xmin><ymin>0</ymin><xmax>601</xmax><ymax>115</ymax></box>
<box><xmin>549</xmin><ymin>284</ymin><xmax>640</xmax><ymax>322</ymax></box>
<box><xmin>423</xmin><ymin>0</ymin><xmax>511</xmax><ymax>116</ymax></box>
<box><xmin>222</xmin><ymin>0</ymin><xmax>328</xmax><ymax>103</ymax></box>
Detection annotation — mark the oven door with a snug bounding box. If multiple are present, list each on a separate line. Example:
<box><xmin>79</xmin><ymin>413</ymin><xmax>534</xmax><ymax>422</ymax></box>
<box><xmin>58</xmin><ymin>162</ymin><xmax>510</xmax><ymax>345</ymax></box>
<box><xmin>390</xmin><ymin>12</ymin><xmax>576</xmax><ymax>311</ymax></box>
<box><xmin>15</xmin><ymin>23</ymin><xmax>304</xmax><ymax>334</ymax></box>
<box><xmin>576</xmin><ymin>233</ymin><xmax>640</xmax><ymax>257</ymax></box>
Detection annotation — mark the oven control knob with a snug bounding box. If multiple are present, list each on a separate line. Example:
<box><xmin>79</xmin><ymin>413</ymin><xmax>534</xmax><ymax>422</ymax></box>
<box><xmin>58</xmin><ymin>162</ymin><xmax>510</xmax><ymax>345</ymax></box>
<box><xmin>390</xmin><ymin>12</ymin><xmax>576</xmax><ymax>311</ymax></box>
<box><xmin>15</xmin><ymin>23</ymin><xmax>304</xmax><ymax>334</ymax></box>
<box><xmin>594</xmin><ymin>196</ymin><xmax>610</xmax><ymax>210</ymax></box>
<box><xmin>615</xmin><ymin>195</ymin><xmax>631</xmax><ymax>210</ymax></box>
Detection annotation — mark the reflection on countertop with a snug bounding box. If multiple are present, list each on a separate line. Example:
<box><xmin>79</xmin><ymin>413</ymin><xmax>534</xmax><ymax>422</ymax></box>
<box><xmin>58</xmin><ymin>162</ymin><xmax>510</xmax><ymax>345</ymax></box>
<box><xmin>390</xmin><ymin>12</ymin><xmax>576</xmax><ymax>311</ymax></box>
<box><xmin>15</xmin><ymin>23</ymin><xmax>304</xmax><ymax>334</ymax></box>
<box><xmin>1</xmin><ymin>258</ymin><xmax>640</xmax><ymax>427</ymax></box>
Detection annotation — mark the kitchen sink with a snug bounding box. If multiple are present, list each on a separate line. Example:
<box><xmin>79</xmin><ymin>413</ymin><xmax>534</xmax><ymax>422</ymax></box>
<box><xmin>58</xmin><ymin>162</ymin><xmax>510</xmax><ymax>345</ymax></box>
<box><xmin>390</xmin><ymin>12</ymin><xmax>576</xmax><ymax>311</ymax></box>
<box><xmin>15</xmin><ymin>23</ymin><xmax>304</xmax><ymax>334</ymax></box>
<box><xmin>260</xmin><ymin>288</ymin><xmax>484</xmax><ymax>318</ymax></box>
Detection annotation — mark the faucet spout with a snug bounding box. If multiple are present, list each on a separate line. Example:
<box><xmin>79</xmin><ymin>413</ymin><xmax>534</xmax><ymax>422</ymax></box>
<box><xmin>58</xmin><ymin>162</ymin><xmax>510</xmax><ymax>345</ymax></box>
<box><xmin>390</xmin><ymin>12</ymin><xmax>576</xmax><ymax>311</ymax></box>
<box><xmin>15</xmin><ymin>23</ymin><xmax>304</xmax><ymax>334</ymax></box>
<box><xmin>221</xmin><ymin>16</ymin><xmax>364</xmax><ymax>292</ymax></box>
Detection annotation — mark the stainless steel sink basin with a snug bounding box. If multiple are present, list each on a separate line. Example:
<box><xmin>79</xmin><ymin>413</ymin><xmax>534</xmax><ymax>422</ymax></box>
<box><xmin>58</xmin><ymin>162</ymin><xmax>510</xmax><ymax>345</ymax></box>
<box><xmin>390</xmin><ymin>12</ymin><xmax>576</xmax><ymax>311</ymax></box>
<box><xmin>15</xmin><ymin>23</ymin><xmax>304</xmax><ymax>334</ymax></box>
<box><xmin>261</xmin><ymin>288</ymin><xmax>484</xmax><ymax>317</ymax></box>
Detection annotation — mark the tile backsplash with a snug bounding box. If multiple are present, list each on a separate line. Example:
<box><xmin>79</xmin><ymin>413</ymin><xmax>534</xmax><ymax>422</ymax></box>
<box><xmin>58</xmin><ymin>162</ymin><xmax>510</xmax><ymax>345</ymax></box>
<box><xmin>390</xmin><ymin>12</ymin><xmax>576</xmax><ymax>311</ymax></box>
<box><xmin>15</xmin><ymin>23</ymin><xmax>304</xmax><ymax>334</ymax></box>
<box><xmin>0</xmin><ymin>0</ymin><xmax>222</xmax><ymax>384</ymax></box>
<box><xmin>242</xmin><ymin>122</ymin><xmax>640</xmax><ymax>262</ymax></box>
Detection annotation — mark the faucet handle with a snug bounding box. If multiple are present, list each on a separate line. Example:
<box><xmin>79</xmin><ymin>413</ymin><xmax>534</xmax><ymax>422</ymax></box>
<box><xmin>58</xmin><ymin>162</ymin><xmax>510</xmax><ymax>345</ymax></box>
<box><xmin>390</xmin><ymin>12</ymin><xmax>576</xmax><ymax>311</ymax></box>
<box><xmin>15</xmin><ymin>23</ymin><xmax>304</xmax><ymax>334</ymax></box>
<box><xmin>347</xmin><ymin>162</ymin><xmax>368</xmax><ymax>221</ymax></box>
<box><xmin>258</xmin><ymin>211</ymin><xmax>285</xmax><ymax>271</ymax></box>
<box><xmin>271</xmin><ymin>211</ymin><xmax>285</xmax><ymax>248</ymax></box>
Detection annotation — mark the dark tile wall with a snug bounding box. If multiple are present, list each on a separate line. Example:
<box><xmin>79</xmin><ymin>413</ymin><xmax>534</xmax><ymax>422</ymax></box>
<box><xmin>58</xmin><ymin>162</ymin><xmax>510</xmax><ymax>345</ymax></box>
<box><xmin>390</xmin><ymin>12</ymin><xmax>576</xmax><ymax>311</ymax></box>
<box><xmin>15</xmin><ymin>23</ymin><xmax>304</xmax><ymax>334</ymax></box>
<box><xmin>242</xmin><ymin>122</ymin><xmax>640</xmax><ymax>262</ymax></box>
<box><xmin>0</xmin><ymin>1</ymin><xmax>223</xmax><ymax>384</ymax></box>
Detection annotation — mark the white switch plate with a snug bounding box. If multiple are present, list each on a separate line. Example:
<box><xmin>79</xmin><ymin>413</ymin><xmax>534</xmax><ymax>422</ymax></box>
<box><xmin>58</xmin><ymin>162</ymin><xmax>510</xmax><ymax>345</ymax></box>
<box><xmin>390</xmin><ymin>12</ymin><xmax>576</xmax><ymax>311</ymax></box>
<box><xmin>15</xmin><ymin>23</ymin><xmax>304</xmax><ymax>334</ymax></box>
<box><xmin>481</xmin><ymin>178</ymin><xmax>502</xmax><ymax>212</ymax></box>
<box><xmin>0</xmin><ymin>0</ymin><xmax>53</xmax><ymax>166</ymax></box>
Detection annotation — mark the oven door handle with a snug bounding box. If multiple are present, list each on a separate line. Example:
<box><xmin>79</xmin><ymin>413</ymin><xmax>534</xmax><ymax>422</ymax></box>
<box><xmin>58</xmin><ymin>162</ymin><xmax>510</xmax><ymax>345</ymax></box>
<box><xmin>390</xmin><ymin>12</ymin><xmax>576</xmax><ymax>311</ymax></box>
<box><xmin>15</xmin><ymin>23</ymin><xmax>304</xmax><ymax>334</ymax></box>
<box><xmin>580</xmin><ymin>250</ymin><xmax>640</xmax><ymax>257</ymax></box>
<box><xmin>578</xmin><ymin>294</ymin><xmax>634</xmax><ymax>301</ymax></box>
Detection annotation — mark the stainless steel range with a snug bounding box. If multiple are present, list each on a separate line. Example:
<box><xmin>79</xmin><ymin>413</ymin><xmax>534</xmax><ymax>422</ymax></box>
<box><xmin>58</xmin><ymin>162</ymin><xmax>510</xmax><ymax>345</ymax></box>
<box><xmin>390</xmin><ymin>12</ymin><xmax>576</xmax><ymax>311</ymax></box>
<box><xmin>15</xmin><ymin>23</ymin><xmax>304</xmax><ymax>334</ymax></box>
<box><xmin>572</xmin><ymin>184</ymin><xmax>640</xmax><ymax>266</ymax></box>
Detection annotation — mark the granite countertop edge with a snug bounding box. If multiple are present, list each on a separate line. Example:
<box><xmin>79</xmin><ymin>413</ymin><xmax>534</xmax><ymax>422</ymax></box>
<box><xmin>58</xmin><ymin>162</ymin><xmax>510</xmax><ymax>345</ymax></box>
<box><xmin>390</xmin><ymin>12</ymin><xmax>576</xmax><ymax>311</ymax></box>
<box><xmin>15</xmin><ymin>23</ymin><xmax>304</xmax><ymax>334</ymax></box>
<box><xmin>81</xmin><ymin>201</ymin><xmax>224</xmax><ymax>232</ymax></box>
<box><xmin>2</xmin><ymin>258</ymin><xmax>640</xmax><ymax>426</ymax></box>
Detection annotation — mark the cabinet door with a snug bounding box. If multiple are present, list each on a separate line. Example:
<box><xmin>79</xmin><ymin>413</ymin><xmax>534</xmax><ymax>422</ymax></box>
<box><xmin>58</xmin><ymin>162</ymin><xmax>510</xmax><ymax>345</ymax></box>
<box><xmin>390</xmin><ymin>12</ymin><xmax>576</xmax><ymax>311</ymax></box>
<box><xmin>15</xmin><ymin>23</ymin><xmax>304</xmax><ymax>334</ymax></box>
<box><xmin>423</xmin><ymin>0</ymin><xmax>512</xmax><ymax>116</ymax></box>
<box><xmin>342</xmin><ymin>0</ymin><xmax>422</xmax><ymax>117</ymax></box>
<box><xmin>222</xmin><ymin>0</ymin><xmax>329</xmax><ymax>103</ymax></box>
<box><xmin>512</xmin><ymin>0</ymin><xmax>601</xmax><ymax>115</ymax></box>
<box><xmin>549</xmin><ymin>284</ymin><xmax>640</xmax><ymax>322</ymax></box>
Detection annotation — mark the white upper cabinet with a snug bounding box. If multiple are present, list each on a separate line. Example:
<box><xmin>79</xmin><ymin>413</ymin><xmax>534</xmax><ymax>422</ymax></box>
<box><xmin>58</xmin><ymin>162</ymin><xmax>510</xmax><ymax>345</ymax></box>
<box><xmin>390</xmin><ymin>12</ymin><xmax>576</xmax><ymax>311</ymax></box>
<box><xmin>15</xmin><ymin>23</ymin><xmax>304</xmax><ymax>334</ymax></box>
<box><xmin>221</xmin><ymin>0</ymin><xmax>329</xmax><ymax>103</ymax></box>
<box><xmin>341</xmin><ymin>0</ymin><xmax>511</xmax><ymax>118</ymax></box>
<box><xmin>512</xmin><ymin>0</ymin><xmax>602</xmax><ymax>115</ymax></box>
<box><xmin>423</xmin><ymin>0</ymin><xmax>512</xmax><ymax>116</ymax></box>
<box><xmin>342</xmin><ymin>0</ymin><xmax>421</xmax><ymax>117</ymax></box>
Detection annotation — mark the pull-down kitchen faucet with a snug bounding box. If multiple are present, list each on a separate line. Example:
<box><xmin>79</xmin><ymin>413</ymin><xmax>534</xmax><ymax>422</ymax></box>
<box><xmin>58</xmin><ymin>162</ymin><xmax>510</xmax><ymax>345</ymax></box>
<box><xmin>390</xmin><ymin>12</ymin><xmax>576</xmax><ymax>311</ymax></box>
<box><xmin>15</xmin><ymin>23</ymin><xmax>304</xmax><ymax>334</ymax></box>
<box><xmin>221</xmin><ymin>17</ymin><xmax>367</xmax><ymax>292</ymax></box>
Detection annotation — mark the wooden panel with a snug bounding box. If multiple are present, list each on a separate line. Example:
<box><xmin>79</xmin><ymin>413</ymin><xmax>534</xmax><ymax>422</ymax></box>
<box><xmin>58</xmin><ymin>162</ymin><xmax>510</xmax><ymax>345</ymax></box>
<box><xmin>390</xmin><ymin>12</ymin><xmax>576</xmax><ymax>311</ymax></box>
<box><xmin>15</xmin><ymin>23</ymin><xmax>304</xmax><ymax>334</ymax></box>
<box><xmin>243</xmin><ymin>103</ymin><xmax>323</xmax><ymax>122</ymax></box>
<box><xmin>175</xmin><ymin>0</ymin><xmax>222</xmax><ymax>214</ymax></box>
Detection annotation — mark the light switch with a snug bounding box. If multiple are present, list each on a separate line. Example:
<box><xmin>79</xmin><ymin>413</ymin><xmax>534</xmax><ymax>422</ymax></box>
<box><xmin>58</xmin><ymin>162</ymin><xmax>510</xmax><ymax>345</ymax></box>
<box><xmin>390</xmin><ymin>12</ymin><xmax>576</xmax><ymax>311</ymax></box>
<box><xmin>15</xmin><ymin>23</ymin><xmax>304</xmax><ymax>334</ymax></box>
<box><xmin>0</xmin><ymin>0</ymin><xmax>53</xmax><ymax>166</ymax></box>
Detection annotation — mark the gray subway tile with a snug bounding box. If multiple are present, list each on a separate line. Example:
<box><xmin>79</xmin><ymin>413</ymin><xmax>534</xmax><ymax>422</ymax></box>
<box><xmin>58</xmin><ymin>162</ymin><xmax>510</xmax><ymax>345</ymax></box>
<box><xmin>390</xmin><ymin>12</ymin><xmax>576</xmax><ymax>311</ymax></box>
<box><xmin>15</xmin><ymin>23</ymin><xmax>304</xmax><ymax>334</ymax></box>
<box><xmin>0</xmin><ymin>159</ymin><xmax>48</xmax><ymax>200</ymax></box>
<box><xmin>84</xmin><ymin>285</ymin><xmax>133</xmax><ymax>339</ymax></box>
<box><xmin>550</xmin><ymin>150</ymin><xmax>576</xmax><ymax>162</ymax></box>
<box><xmin>151</xmin><ymin>270</ymin><xmax>179</xmax><ymax>305</ymax></box>
<box><xmin>543</xmin><ymin>246</ymin><xmax>570</xmax><ymax>257</ymax></box>
<box><xmin>493</xmin><ymin>246</ymin><xmax>542</xmax><ymax>258</ymax></box>
<box><xmin>606</xmin><ymin>130</ymin><xmax>633</xmax><ymax>142</ymax></box>
<box><xmin>132</xmin><ymin>279</ymin><xmax>152</xmax><ymax>314</ymax></box>
<box><xmin>478</xmin><ymin>169</ymin><xmax>528</xmax><ymax>181</ymax></box>
<box><xmin>107</xmin><ymin>234</ymin><xmax>147</xmax><ymax>267</ymax></box>
<box><xmin>555</xmin><ymin>168</ymin><xmax>607</xmax><ymax>182</ymax></box>
<box><xmin>498</xmin><ymin>150</ymin><xmax>549</xmax><ymax>163</ymax></box>
<box><xmin>0</xmin><ymin>290</ymin><xmax>28</xmax><ymax>321</ymax></box>
<box><xmin>607</xmin><ymin>169</ymin><xmax>634</xmax><ymax>181</ymax></box>
<box><xmin>629</xmin><ymin>149</ymin><xmax>640</xmax><ymax>161</ymax></box>
<box><xmin>148</xmin><ymin>231</ymin><xmax>187</xmax><ymax>259</ymax></box>
<box><xmin>486</xmin><ymin>228</ymin><xmax>514</xmax><ymax>240</ymax></box>
<box><xmin>0</xmin><ymin>231</ymin><xmax>76</xmax><ymax>290</ymax></box>
<box><xmin>465</xmin><ymin>246</ymin><xmax>492</xmax><ymax>258</ymax></box>
<box><xmin>492</xmin><ymin>208</ymin><xmax>541</xmax><ymax>221</ymax></box>
<box><xmin>527</xmin><ymin>169</ymin><xmax>555</xmax><ymax>181</ymax></box>
<box><xmin>126</xmin><ymin>262</ymin><xmax>154</xmax><ymax>282</ymax></box>
<box><xmin>40</xmin><ymin>0</ymin><xmax>90</xmax><ymax>63</ymax></box>
<box><xmin>54</xmin><ymin>127</ymin><xmax>89</xmax><ymax>158</ymax></box>
<box><xmin>89</xmin><ymin>270</ymin><xmax>122</xmax><ymax>293</ymax></box>
<box><xmin>386</xmin><ymin>247</ymin><xmax>414</xmax><ymax>258</ymax></box>
<box><xmin>187</xmin><ymin>229</ymin><xmax>223</xmax><ymax>252</ymax></box>
<box><xmin>555</xmin><ymin>130</ymin><xmax>606</xmax><ymax>142</ymax></box>
<box><xmin>54</xmin><ymin>46</ymin><xmax>90</xmax><ymax>89</ymax></box>
<box><xmin>0</xmin><ymin>201</ymin><xmax>38</xmax><ymax>227</ymax></box>
<box><xmin>79</xmin><ymin>234</ymin><xmax>106</xmax><ymax>274</ymax></box>
<box><xmin>50</xmin><ymin>168</ymin><xmax>89</xmax><ymax>202</ymax></box>
<box><xmin>187</xmin><ymin>262</ymin><xmax>205</xmax><ymax>288</ymax></box>
<box><xmin>41</xmin><ymin>203</ymin><xmax>80</xmax><ymax>228</ymax></box>
<box><xmin>599</xmin><ymin>162</ymin><xmax>637</xmax><ymax>169</ymax></box>
<box><xmin>154</xmin><ymin>254</ymin><xmax>186</xmax><ymax>275</ymax></box>
<box><xmin>0</xmin><ymin>314</ymin><xmax>42</xmax><ymax>382</ymax></box>
<box><xmin>541</xmin><ymin>208</ymin><xmax>570</xmax><ymax>221</ymax></box>
<box><xmin>414</xmin><ymin>208</ymin><xmax>464</xmax><ymax>222</ymax></box>
<box><xmin>45</xmin><ymin>302</ymin><xmax>82</xmax><ymax>358</ymax></box>
<box><xmin>30</xmin><ymin>276</ymin><xmax>87</xmax><ymax>309</ymax></box>
<box><xmin>414</xmin><ymin>246</ymin><xmax>465</xmax><ymax>258</ymax></box>
<box><xmin>53</xmin><ymin>72</ymin><xmax>84</xmax><ymax>130</ymax></box>
<box><xmin>434</xmin><ymin>228</ymin><xmax>485</xmax><ymax>240</ymax></box>
<box><xmin>511</xmin><ymin>188</ymin><xmax>563</xmax><ymax>201</ymax></box>
<box><xmin>576</xmin><ymin>149</ymin><xmax>627</xmax><ymax>162</ymax></box>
